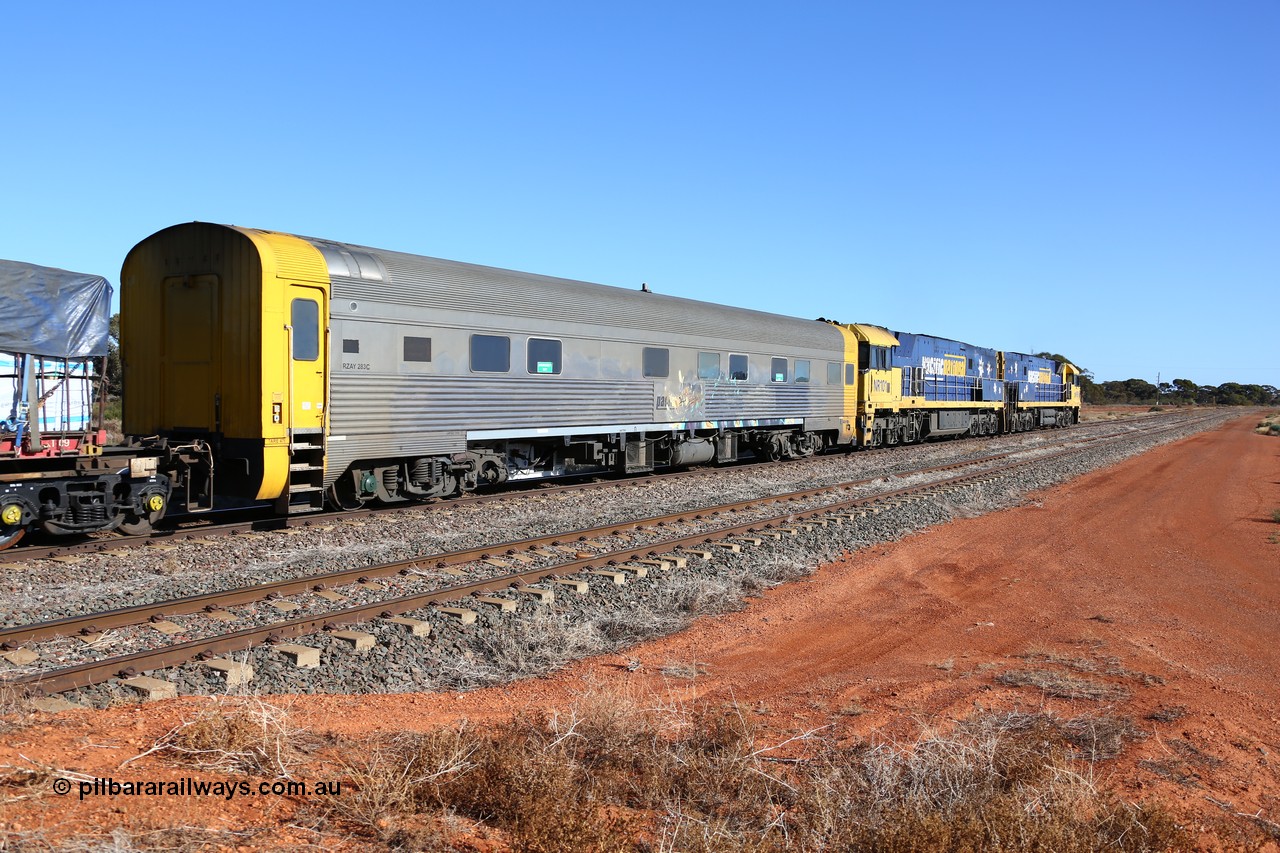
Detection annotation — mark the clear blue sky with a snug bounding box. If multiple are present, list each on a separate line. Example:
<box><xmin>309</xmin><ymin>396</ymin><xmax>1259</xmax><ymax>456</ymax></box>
<box><xmin>3</xmin><ymin>2</ymin><xmax>1276</xmax><ymax>388</ymax></box>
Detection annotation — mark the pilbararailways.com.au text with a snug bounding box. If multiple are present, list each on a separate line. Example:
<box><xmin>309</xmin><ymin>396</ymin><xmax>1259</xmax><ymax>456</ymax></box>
<box><xmin>61</xmin><ymin>777</ymin><xmax>342</xmax><ymax>801</ymax></box>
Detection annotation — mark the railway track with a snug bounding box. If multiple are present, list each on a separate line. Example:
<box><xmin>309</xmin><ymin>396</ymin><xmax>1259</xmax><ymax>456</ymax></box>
<box><xmin>0</xmin><ymin>413</ymin><xmax>1212</xmax><ymax>699</ymax></box>
<box><xmin>1</xmin><ymin>414</ymin><xmax>1173</xmax><ymax>563</ymax></box>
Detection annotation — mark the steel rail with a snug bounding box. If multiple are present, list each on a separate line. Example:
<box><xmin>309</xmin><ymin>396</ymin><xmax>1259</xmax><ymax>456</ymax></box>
<box><xmin>9</xmin><ymin>418</ymin><xmax>1211</xmax><ymax>696</ymax></box>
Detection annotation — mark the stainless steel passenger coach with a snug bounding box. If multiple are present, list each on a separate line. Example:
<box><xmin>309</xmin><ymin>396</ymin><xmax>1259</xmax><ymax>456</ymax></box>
<box><xmin>121</xmin><ymin>223</ymin><xmax>874</xmax><ymax>514</ymax></box>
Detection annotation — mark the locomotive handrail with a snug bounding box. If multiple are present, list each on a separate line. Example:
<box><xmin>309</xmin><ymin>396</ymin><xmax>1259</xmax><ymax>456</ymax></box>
<box><xmin>902</xmin><ymin>370</ymin><xmax>982</xmax><ymax>402</ymax></box>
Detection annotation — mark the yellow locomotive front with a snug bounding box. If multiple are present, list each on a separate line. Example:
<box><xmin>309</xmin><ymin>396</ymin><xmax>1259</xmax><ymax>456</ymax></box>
<box><xmin>121</xmin><ymin>223</ymin><xmax>330</xmax><ymax>512</ymax></box>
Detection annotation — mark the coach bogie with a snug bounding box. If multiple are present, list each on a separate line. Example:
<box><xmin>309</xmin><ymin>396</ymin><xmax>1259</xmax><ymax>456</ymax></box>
<box><xmin>339</xmin><ymin>446</ymin><xmax>513</xmax><ymax>505</ymax></box>
<box><xmin>791</xmin><ymin>431</ymin><xmax>821</xmax><ymax>457</ymax></box>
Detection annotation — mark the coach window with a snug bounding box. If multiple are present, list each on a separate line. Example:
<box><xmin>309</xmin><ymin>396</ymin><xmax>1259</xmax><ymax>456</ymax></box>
<box><xmin>846</xmin><ymin>364</ymin><xmax>855</xmax><ymax>385</ymax></box>
<box><xmin>470</xmin><ymin>334</ymin><xmax>510</xmax><ymax>372</ymax></box>
<box><xmin>701</xmin><ymin>350</ymin><xmax>721</xmax><ymax>379</ymax></box>
<box><xmin>698</xmin><ymin>352</ymin><xmax>720</xmax><ymax>380</ymax></box>
<box><xmin>343</xmin><ymin>339</ymin><xmax>360</xmax><ymax>354</ymax></box>
<box><xmin>827</xmin><ymin>362</ymin><xmax>841</xmax><ymax>385</ymax></box>
<box><xmin>795</xmin><ymin>360</ymin><xmax>810</xmax><ymax>383</ymax></box>
<box><xmin>643</xmin><ymin>347</ymin><xmax>669</xmax><ymax>378</ymax></box>
<box><xmin>771</xmin><ymin>357</ymin><xmax>788</xmax><ymax>382</ymax></box>
<box><xmin>403</xmin><ymin>336</ymin><xmax>432</xmax><ymax>362</ymax></box>
<box><xmin>729</xmin><ymin>353</ymin><xmax>748</xmax><ymax>381</ymax></box>
<box><xmin>527</xmin><ymin>337</ymin><xmax>562</xmax><ymax>374</ymax></box>
<box><xmin>291</xmin><ymin>299</ymin><xmax>319</xmax><ymax>361</ymax></box>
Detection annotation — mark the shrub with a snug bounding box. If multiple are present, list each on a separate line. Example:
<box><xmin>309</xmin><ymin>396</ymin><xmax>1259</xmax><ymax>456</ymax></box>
<box><xmin>327</xmin><ymin>700</ymin><xmax>1192</xmax><ymax>852</ymax></box>
<box><xmin>154</xmin><ymin>697</ymin><xmax>308</xmax><ymax>777</ymax></box>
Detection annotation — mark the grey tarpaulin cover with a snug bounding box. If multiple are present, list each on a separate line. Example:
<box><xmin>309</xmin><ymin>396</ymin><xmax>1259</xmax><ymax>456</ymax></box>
<box><xmin>0</xmin><ymin>259</ymin><xmax>113</xmax><ymax>358</ymax></box>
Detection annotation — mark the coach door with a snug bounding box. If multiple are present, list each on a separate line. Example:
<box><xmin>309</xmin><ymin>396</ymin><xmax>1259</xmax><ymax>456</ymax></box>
<box><xmin>163</xmin><ymin>275</ymin><xmax>220</xmax><ymax>432</ymax></box>
<box><xmin>281</xmin><ymin>284</ymin><xmax>327</xmax><ymax>512</ymax></box>
<box><xmin>287</xmin><ymin>285</ymin><xmax>327</xmax><ymax>435</ymax></box>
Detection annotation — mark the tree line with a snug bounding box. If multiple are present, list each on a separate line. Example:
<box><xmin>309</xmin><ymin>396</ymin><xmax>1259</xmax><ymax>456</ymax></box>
<box><xmin>1035</xmin><ymin>353</ymin><xmax>1278</xmax><ymax>407</ymax></box>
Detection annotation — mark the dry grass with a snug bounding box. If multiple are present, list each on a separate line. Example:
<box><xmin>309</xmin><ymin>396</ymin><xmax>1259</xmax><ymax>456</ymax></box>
<box><xmin>318</xmin><ymin>696</ymin><xmax>1191</xmax><ymax>852</ymax></box>
<box><xmin>1146</xmin><ymin>705</ymin><xmax>1188</xmax><ymax>723</ymax></box>
<box><xmin>999</xmin><ymin>646</ymin><xmax>1164</xmax><ymax>701</ymax></box>
<box><xmin>981</xmin><ymin>712</ymin><xmax>1149</xmax><ymax>761</ymax></box>
<box><xmin>0</xmin><ymin>681</ymin><xmax>37</xmax><ymax>735</ymax></box>
<box><xmin>997</xmin><ymin>668</ymin><xmax>1132</xmax><ymax>701</ymax></box>
<box><xmin>1027</xmin><ymin>647</ymin><xmax>1164</xmax><ymax>681</ymax></box>
<box><xmin>145</xmin><ymin>696</ymin><xmax>310</xmax><ymax>777</ymax></box>
<box><xmin>1255</xmin><ymin>413</ymin><xmax>1280</xmax><ymax>436</ymax></box>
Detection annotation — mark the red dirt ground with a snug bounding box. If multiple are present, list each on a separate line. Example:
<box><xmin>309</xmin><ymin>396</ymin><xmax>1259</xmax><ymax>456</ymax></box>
<box><xmin>3</xmin><ymin>415</ymin><xmax>1278</xmax><ymax>848</ymax></box>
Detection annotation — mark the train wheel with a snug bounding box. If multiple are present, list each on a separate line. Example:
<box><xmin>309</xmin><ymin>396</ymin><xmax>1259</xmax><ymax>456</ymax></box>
<box><xmin>120</xmin><ymin>508</ymin><xmax>163</xmax><ymax>536</ymax></box>
<box><xmin>0</xmin><ymin>523</ymin><xmax>25</xmax><ymax>550</ymax></box>
<box><xmin>329</xmin><ymin>480</ymin><xmax>366</xmax><ymax>511</ymax></box>
<box><xmin>120</xmin><ymin>493</ymin><xmax>167</xmax><ymax>536</ymax></box>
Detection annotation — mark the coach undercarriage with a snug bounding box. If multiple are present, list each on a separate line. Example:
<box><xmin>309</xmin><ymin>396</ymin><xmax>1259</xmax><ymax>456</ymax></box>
<box><xmin>333</xmin><ymin>403</ymin><xmax>1078</xmax><ymax>509</ymax></box>
<box><xmin>333</xmin><ymin>425</ymin><xmax>833</xmax><ymax>506</ymax></box>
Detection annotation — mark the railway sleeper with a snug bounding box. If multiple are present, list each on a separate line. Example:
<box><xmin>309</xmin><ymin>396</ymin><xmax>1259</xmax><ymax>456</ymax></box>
<box><xmin>122</xmin><ymin>676</ymin><xmax>178</xmax><ymax>702</ymax></box>
<box><xmin>274</xmin><ymin>643</ymin><xmax>322</xmax><ymax>668</ymax></box>
<box><xmin>204</xmin><ymin>658</ymin><xmax>254</xmax><ymax>687</ymax></box>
